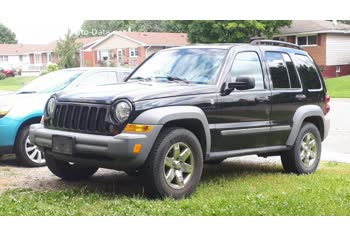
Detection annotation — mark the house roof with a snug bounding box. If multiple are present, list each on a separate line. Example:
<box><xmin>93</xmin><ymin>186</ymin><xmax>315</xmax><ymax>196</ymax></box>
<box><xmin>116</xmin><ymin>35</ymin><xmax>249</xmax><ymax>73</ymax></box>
<box><xmin>89</xmin><ymin>31</ymin><xmax>188</xmax><ymax>49</ymax></box>
<box><xmin>0</xmin><ymin>37</ymin><xmax>103</xmax><ymax>55</ymax></box>
<box><xmin>277</xmin><ymin>20</ymin><xmax>350</xmax><ymax>36</ymax></box>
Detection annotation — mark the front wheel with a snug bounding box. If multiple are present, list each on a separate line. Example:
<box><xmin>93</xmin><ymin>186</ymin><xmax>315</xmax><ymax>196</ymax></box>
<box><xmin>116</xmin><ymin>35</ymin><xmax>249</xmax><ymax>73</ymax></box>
<box><xmin>16</xmin><ymin>125</ymin><xmax>46</xmax><ymax>167</ymax></box>
<box><xmin>281</xmin><ymin>123</ymin><xmax>321</xmax><ymax>174</ymax></box>
<box><xmin>143</xmin><ymin>127</ymin><xmax>203</xmax><ymax>199</ymax></box>
<box><xmin>46</xmin><ymin>155</ymin><xmax>98</xmax><ymax>181</ymax></box>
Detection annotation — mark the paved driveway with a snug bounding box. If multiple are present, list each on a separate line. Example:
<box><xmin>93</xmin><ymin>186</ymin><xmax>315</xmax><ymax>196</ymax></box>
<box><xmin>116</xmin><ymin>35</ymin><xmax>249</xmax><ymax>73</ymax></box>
<box><xmin>322</xmin><ymin>98</ymin><xmax>350</xmax><ymax>162</ymax></box>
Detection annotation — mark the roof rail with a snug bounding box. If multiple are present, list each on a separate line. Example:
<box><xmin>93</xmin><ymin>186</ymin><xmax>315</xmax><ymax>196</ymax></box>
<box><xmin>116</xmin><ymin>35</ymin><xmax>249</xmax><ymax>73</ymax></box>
<box><xmin>250</xmin><ymin>39</ymin><xmax>303</xmax><ymax>50</ymax></box>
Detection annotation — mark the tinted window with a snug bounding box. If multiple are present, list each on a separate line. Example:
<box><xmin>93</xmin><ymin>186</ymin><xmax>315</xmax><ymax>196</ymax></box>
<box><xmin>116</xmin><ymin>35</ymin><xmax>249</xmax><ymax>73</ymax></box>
<box><xmin>282</xmin><ymin>53</ymin><xmax>301</xmax><ymax>88</ymax></box>
<box><xmin>265</xmin><ymin>52</ymin><xmax>290</xmax><ymax>88</ymax></box>
<box><xmin>229</xmin><ymin>52</ymin><xmax>264</xmax><ymax>90</ymax></box>
<box><xmin>79</xmin><ymin>71</ymin><xmax>117</xmax><ymax>87</ymax></box>
<box><xmin>294</xmin><ymin>54</ymin><xmax>322</xmax><ymax>90</ymax></box>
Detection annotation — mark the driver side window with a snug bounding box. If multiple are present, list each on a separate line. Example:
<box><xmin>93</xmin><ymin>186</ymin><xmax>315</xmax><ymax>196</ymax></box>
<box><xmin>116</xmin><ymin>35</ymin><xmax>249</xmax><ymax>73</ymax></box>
<box><xmin>229</xmin><ymin>52</ymin><xmax>265</xmax><ymax>90</ymax></box>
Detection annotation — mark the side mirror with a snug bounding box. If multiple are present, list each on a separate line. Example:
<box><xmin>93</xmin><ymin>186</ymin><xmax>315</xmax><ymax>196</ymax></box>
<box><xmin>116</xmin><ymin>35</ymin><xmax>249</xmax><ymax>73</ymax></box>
<box><xmin>228</xmin><ymin>76</ymin><xmax>255</xmax><ymax>91</ymax></box>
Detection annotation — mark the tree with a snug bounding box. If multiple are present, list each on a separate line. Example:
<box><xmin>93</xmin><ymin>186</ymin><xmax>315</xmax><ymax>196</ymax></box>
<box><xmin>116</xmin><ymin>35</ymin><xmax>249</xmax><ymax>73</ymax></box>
<box><xmin>0</xmin><ymin>23</ymin><xmax>17</xmax><ymax>44</ymax></box>
<box><xmin>55</xmin><ymin>29</ymin><xmax>82</xmax><ymax>68</ymax></box>
<box><xmin>175</xmin><ymin>20</ymin><xmax>292</xmax><ymax>43</ymax></box>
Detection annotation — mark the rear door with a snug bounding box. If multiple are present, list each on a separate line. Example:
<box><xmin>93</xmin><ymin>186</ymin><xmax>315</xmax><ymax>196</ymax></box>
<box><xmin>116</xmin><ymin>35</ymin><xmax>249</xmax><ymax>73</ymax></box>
<box><xmin>264</xmin><ymin>51</ymin><xmax>306</xmax><ymax>146</ymax></box>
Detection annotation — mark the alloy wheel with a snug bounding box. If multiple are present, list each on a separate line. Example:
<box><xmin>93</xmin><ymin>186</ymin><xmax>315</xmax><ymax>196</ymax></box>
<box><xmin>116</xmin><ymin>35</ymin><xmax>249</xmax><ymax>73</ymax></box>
<box><xmin>25</xmin><ymin>136</ymin><xmax>45</xmax><ymax>164</ymax></box>
<box><xmin>300</xmin><ymin>132</ymin><xmax>318</xmax><ymax>168</ymax></box>
<box><xmin>163</xmin><ymin>142</ymin><xmax>194</xmax><ymax>190</ymax></box>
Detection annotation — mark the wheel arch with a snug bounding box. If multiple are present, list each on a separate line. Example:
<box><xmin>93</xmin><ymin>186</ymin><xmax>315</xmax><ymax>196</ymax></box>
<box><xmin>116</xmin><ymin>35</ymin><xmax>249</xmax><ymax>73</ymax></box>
<box><xmin>286</xmin><ymin>105</ymin><xmax>325</xmax><ymax>146</ymax></box>
<box><xmin>132</xmin><ymin>106</ymin><xmax>211</xmax><ymax>158</ymax></box>
<box><xmin>14</xmin><ymin>116</ymin><xmax>42</xmax><ymax>149</ymax></box>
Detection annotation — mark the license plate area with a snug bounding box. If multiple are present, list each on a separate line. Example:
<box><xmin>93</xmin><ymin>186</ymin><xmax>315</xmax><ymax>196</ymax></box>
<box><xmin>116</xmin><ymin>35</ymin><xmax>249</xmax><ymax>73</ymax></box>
<box><xmin>52</xmin><ymin>135</ymin><xmax>74</xmax><ymax>155</ymax></box>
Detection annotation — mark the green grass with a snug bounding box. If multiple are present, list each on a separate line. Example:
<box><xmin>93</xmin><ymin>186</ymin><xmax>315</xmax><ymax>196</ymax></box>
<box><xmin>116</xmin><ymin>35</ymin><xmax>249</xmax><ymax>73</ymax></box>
<box><xmin>1</xmin><ymin>161</ymin><xmax>350</xmax><ymax>216</ymax></box>
<box><xmin>0</xmin><ymin>76</ymin><xmax>36</xmax><ymax>91</ymax></box>
<box><xmin>325</xmin><ymin>75</ymin><xmax>350</xmax><ymax>98</ymax></box>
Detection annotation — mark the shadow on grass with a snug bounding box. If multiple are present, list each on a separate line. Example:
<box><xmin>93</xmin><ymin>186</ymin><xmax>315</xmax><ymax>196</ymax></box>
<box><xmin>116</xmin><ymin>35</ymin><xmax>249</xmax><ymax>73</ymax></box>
<box><xmin>0</xmin><ymin>154</ymin><xmax>283</xmax><ymax>198</ymax></box>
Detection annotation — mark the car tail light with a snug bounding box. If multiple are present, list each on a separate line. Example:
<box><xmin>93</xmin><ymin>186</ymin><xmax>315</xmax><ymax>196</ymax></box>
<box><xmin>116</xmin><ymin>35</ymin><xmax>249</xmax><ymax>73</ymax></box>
<box><xmin>325</xmin><ymin>95</ymin><xmax>331</xmax><ymax>115</ymax></box>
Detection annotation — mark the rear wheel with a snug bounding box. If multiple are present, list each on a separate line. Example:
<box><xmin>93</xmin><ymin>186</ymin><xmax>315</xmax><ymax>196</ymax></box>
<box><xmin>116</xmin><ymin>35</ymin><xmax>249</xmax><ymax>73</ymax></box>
<box><xmin>46</xmin><ymin>155</ymin><xmax>98</xmax><ymax>181</ymax></box>
<box><xmin>142</xmin><ymin>127</ymin><xmax>203</xmax><ymax>199</ymax></box>
<box><xmin>6</xmin><ymin>73</ymin><xmax>14</xmax><ymax>78</ymax></box>
<box><xmin>281</xmin><ymin>123</ymin><xmax>321</xmax><ymax>174</ymax></box>
<box><xmin>16</xmin><ymin>125</ymin><xmax>46</xmax><ymax>167</ymax></box>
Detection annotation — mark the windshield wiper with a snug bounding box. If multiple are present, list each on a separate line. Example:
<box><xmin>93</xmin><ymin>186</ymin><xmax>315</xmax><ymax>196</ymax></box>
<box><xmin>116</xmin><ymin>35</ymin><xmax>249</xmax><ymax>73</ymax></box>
<box><xmin>129</xmin><ymin>77</ymin><xmax>152</xmax><ymax>82</ymax></box>
<box><xmin>17</xmin><ymin>91</ymin><xmax>37</xmax><ymax>94</ymax></box>
<box><xmin>154</xmin><ymin>76</ymin><xmax>190</xmax><ymax>84</ymax></box>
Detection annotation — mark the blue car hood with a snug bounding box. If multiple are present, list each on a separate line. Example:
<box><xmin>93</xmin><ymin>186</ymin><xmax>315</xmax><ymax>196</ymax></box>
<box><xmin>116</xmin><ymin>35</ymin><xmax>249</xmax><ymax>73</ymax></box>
<box><xmin>0</xmin><ymin>92</ymin><xmax>51</xmax><ymax>119</ymax></box>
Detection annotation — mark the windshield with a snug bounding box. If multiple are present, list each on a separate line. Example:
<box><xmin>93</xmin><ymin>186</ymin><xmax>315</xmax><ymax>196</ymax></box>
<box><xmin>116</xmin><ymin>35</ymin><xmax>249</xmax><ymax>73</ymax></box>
<box><xmin>128</xmin><ymin>48</ymin><xmax>227</xmax><ymax>85</ymax></box>
<box><xmin>17</xmin><ymin>70</ymin><xmax>85</xmax><ymax>94</ymax></box>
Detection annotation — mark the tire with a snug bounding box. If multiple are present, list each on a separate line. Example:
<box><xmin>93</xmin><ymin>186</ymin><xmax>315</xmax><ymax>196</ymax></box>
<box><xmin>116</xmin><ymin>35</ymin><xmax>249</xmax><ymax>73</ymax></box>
<box><xmin>6</xmin><ymin>74</ymin><xmax>14</xmax><ymax>78</ymax></box>
<box><xmin>281</xmin><ymin>123</ymin><xmax>322</xmax><ymax>174</ymax></box>
<box><xmin>46</xmin><ymin>155</ymin><xmax>98</xmax><ymax>181</ymax></box>
<box><xmin>16</xmin><ymin>125</ymin><xmax>46</xmax><ymax>167</ymax></box>
<box><xmin>205</xmin><ymin>158</ymin><xmax>226</xmax><ymax>164</ymax></box>
<box><xmin>142</xmin><ymin>127</ymin><xmax>203</xmax><ymax>199</ymax></box>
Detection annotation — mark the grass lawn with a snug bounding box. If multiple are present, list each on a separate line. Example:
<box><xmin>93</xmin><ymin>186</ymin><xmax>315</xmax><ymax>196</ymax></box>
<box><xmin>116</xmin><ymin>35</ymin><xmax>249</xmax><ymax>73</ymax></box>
<box><xmin>1</xmin><ymin>161</ymin><xmax>350</xmax><ymax>216</ymax></box>
<box><xmin>325</xmin><ymin>75</ymin><xmax>350</xmax><ymax>98</ymax></box>
<box><xmin>0</xmin><ymin>76</ymin><xmax>36</xmax><ymax>91</ymax></box>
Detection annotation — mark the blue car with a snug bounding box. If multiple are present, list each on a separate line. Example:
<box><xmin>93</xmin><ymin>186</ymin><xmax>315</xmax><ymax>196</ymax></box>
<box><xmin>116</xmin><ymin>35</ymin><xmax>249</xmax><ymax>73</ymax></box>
<box><xmin>0</xmin><ymin>67</ymin><xmax>133</xmax><ymax>167</ymax></box>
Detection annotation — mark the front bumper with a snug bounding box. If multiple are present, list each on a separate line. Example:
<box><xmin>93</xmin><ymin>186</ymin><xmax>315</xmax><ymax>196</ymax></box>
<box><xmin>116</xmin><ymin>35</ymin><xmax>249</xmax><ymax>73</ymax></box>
<box><xmin>29</xmin><ymin>124</ymin><xmax>162</xmax><ymax>169</ymax></box>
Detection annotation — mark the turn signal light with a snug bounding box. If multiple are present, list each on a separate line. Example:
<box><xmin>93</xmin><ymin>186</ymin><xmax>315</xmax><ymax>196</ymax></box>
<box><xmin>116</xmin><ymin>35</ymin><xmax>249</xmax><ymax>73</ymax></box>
<box><xmin>124</xmin><ymin>124</ymin><xmax>154</xmax><ymax>133</ymax></box>
<box><xmin>133</xmin><ymin>144</ymin><xmax>143</xmax><ymax>154</ymax></box>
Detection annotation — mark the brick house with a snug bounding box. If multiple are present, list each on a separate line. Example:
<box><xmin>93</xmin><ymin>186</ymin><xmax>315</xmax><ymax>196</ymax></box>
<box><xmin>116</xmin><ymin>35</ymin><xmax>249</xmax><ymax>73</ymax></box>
<box><xmin>82</xmin><ymin>31</ymin><xmax>188</xmax><ymax>68</ymax></box>
<box><xmin>273</xmin><ymin>20</ymin><xmax>350</xmax><ymax>78</ymax></box>
<box><xmin>0</xmin><ymin>37</ymin><xmax>102</xmax><ymax>75</ymax></box>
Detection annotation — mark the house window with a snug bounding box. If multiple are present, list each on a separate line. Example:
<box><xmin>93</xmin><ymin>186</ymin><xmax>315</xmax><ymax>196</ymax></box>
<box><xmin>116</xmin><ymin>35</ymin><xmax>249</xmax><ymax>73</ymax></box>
<box><xmin>129</xmin><ymin>48</ymin><xmax>139</xmax><ymax>57</ymax></box>
<box><xmin>34</xmin><ymin>53</ymin><xmax>41</xmax><ymax>64</ymax></box>
<box><xmin>117</xmin><ymin>49</ymin><xmax>123</xmax><ymax>63</ymax></box>
<box><xmin>47</xmin><ymin>52</ymin><xmax>52</xmax><ymax>62</ymax></box>
<box><xmin>297</xmin><ymin>35</ymin><xmax>318</xmax><ymax>46</ymax></box>
<box><xmin>336</xmin><ymin>66</ymin><xmax>341</xmax><ymax>73</ymax></box>
<box><xmin>0</xmin><ymin>56</ymin><xmax>8</xmax><ymax>62</ymax></box>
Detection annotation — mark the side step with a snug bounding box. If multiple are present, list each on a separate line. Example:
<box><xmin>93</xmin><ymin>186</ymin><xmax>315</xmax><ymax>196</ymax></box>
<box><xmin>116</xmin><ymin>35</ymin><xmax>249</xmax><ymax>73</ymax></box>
<box><xmin>206</xmin><ymin>145</ymin><xmax>289</xmax><ymax>162</ymax></box>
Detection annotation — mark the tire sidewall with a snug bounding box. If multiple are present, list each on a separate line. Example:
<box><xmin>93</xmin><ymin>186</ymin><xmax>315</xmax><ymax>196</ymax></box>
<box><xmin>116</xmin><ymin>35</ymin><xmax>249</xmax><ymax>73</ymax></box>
<box><xmin>293</xmin><ymin>123</ymin><xmax>322</xmax><ymax>174</ymax></box>
<box><xmin>148</xmin><ymin>128</ymin><xmax>203</xmax><ymax>199</ymax></box>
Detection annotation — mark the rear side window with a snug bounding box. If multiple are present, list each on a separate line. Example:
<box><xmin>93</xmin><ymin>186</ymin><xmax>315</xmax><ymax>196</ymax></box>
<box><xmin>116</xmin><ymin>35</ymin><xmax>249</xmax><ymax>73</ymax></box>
<box><xmin>294</xmin><ymin>54</ymin><xmax>322</xmax><ymax>90</ymax></box>
<box><xmin>265</xmin><ymin>51</ymin><xmax>301</xmax><ymax>89</ymax></box>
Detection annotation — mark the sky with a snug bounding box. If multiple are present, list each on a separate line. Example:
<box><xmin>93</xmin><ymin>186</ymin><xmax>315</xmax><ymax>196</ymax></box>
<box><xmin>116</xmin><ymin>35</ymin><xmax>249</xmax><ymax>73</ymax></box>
<box><xmin>1</xmin><ymin>0</ymin><xmax>347</xmax><ymax>44</ymax></box>
<box><xmin>0</xmin><ymin>18</ymin><xmax>84</xmax><ymax>44</ymax></box>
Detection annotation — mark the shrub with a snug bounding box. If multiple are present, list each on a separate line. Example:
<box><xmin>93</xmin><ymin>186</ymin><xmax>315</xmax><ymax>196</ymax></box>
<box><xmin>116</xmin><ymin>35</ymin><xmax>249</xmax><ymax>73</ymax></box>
<box><xmin>0</xmin><ymin>73</ymin><xmax>6</xmax><ymax>80</ymax></box>
<box><xmin>47</xmin><ymin>63</ymin><xmax>59</xmax><ymax>72</ymax></box>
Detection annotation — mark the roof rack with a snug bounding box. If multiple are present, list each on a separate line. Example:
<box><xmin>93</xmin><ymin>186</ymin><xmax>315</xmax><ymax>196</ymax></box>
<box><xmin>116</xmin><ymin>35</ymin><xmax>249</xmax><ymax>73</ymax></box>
<box><xmin>250</xmin><ymin>39</ymin><xmax>303</xmax><ymax>50</ymax></box>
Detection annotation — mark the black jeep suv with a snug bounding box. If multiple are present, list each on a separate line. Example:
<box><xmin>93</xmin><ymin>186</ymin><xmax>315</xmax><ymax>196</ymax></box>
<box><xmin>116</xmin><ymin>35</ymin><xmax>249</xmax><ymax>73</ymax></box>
<box><xmin>30</xmin><ymin>40</ymin><xmax>330</xmax><ymax>199</ymax></box>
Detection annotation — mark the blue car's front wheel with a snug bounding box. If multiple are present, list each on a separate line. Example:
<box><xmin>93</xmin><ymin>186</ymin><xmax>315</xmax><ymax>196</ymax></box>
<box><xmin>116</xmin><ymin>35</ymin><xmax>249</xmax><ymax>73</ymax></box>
<box><xmin>16</xmin><ymin>125</ymin><xmax>46</xmax><ymax>167</ymax></box>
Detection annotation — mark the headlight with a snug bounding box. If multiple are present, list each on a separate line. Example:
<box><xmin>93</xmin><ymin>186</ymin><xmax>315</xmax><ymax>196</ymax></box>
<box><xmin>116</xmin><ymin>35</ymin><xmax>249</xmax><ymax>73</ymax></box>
<box><xmin>113</xmin><ymin>100</ymin><xmax>132</xmax><ymax>123</ymax></box>
<box><xmin>0</xmin><ymin>105</ymin><xmax>12</xmax><ymax>118</ymax></box>
<box><xmin>47</xmin><ymin>97</ymin><xmax>56</xmax><ymax>116</ymax></box>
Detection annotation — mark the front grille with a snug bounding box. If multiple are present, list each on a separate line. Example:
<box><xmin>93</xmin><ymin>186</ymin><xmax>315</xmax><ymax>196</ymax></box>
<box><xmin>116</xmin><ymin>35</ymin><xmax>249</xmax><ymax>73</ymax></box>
<box><xmin>49</xmin><ymin>103</ymin><xmax>110</xmax><ymax>135</ymax></box>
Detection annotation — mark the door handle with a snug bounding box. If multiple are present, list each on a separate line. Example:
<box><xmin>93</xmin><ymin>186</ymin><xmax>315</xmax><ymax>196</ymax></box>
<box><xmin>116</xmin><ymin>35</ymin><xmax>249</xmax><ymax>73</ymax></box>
<box><xmin>255</xmin><ymin>96</ymin><xmax>270</xmax><ymax>103</ymax></box>
<box><xmin>295</xmin><ymin>94</ymin><xmax>306</xmax><ymax>100</ymax></box>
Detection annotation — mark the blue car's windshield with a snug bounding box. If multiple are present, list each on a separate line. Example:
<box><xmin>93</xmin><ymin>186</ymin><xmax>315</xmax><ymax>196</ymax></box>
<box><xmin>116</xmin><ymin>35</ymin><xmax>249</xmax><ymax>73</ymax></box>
<box><xmin>17</xmin><ymin>70</ymin><xmax>85</xmax><ymax>94</ymax></box>
<box><xmin>128</xmin><ymin>48</ymin><xmax>227</xmax><ymax>85</ymax></box>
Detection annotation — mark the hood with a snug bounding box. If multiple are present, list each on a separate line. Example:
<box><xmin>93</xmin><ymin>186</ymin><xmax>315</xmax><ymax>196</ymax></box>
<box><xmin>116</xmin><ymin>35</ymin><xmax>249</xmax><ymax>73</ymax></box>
<box><xmin>56</xmin><ymin>82</ymin><xmax>217</xmax><ymax>104</ymax></box>
<box><xmin>0</xmin><ymin>92</ymin><xmax>51</xmax><ymax>119</ymax></box>
<box><xmin>0</xmin><ymin>91</ymin><xmax>14</xmax><ymax>96</ymax></box>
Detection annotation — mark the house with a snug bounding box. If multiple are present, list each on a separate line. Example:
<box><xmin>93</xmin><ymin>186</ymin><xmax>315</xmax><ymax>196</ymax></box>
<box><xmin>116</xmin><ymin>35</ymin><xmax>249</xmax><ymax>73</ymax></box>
<box><xmin>273</xmin><ymin>20</ymin><xmax>350</xmax><ymax>78</ymax></box>
<box><xmin>0</xmin><ymin>37</ymin><xmax>102</xmax><ymax>76</ymax></box>
<box><xmin>82</xmin><ymin>31</ymin><xmax>188</xmax><ymax>68</ymax></box>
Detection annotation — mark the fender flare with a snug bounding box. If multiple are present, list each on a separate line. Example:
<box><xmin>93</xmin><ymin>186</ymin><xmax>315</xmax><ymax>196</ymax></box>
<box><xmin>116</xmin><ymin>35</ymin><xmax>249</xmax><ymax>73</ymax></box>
<box><xmin>286</xmin><ymin>105</ymin><xmax>325</xmax><ymax>146</ymax></box>
<box><xmin>133</xmin><ymin>106</ymin><xmax>211</xmax><ymax>155</ymax></box>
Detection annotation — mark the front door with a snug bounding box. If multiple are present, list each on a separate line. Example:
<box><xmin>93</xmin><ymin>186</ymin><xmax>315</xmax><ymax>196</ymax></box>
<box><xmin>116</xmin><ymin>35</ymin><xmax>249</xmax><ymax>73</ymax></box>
<box><xmin>212</xmin><ymin>50</ymin><xmax>271</xmax><ymax>152</ymax></box>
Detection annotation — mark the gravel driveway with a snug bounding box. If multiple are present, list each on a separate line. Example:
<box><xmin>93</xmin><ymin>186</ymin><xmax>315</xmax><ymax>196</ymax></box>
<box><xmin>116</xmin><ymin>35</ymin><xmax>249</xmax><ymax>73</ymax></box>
<box><xmin>0</xmin><ymin>98</ymin><xmax>348</xmax><ymax>193</ymax></box>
